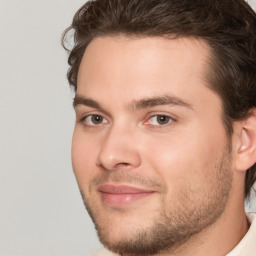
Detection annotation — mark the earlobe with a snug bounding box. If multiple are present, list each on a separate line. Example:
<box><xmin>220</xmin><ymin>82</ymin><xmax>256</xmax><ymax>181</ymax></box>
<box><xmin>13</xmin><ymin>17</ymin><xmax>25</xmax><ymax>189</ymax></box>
<box><xmin>235</xmin><ymin>109</ymin><xmax>256</xmax><ymax>172</ymax></box>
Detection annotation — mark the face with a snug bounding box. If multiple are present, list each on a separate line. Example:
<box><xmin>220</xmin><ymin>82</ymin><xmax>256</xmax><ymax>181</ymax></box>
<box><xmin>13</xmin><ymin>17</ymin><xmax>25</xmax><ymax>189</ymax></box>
<box><xmin>72</xmin><ymin>36</ymin><xmax>233</xmax><ymax>255</ymax></box>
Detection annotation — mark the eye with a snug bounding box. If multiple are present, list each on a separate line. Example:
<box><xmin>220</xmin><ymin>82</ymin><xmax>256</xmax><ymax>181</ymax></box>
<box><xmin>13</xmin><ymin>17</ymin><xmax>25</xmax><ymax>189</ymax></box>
<box><xmin>82</xmin><ymin>114</ymin><xmax>108</xmax><ymax>126</ymax></box>
<box><xmin>146</xmin><ymin>115</ymin><xmax>173</xmax><ymax>126</ymax></box>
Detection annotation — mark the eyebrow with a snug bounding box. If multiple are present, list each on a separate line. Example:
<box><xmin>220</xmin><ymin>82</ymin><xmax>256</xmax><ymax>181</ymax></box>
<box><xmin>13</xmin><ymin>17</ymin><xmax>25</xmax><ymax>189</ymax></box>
<box><xmin>73</xmin><ymin>94</ymin><xmax>193</xmax><ymax>111</ymax></box>
<box><xmin>73</xmin><ymin>96</ymin><xmax>101</xmax><ymax>109</ymax></box>
<box><xmin>126</xmin><ymin>95</ymin><xmax>193</xmax><ymax>110</ymax></box>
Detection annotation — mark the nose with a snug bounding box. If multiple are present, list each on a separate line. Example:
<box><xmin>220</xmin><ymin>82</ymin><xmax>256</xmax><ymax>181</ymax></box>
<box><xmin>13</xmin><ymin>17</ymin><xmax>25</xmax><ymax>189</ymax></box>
<box><xmin>96</xmin><ymin>125</ymin><xmax>141</xmax><ymax>171</ymax></box>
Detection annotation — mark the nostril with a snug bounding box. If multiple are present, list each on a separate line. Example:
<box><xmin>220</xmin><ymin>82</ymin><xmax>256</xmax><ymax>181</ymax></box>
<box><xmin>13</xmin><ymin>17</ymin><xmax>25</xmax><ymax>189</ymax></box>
<box><xmin>116</xmin><ymin>162</ymin><xmax>130</xmax><ymax>168</ymax></box>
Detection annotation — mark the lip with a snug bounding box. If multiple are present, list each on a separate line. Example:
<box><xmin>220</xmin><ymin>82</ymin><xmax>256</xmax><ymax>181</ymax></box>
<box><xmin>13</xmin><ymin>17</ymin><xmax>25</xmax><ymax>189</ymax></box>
<box><xmin>98</xmin><ymin>184</ymin><xmax>155</xmax><ymax>207</ymax></box>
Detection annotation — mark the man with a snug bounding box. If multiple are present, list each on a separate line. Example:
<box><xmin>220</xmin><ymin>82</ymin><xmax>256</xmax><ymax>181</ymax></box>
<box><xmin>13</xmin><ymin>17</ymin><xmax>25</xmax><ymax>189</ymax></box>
<box><xmin>62</xmin><ymin>0</ymin><xmax>256</xmax><ymax>255</ymax></box>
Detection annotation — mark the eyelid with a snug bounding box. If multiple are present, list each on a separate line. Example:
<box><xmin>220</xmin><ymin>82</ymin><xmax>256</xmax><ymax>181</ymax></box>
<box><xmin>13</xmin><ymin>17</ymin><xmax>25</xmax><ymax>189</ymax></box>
<box><xmin>78</xmin><ymin>113</ymin><xmax>109</xmax><ymax>126</ymax></box>
<box><xmin>76</xmin><ymin>109</ymin><xmax>178</xmax><ymax>128</ymax></box>
<box><xmin>144</xmin><ymin>112</ymin><xmax>178</xmax><ymax>126</ymax></box>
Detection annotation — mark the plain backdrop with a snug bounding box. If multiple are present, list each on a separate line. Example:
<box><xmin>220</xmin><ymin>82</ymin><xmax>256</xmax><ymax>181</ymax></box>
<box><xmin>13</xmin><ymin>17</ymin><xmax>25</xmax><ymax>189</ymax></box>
<box><xmin>0</xmin><ymin>0</ymin><xmax>256</xmax><ymax>255</ymax></box>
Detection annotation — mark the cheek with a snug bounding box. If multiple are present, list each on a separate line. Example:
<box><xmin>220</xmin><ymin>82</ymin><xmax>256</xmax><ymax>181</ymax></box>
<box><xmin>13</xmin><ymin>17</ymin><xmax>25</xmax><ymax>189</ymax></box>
<box><xmin>142</xmin><ymin>123</ymin><xmax>227</xmax><ymax>192</ymax></box>
<box><xmin>71</xmin><ymin>128</ymin><xmax>99</xmax><ymax>186</ymax></box>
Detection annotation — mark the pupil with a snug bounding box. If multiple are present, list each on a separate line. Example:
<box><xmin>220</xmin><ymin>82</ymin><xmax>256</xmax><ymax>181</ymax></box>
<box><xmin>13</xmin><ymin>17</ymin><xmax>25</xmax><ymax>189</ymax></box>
<box><xmin>92</xmin><ymin>115</ymin><xmax>102</xmax><ymax>124</ymax></box>
<box><xmin>157</xmin><ymin>115</ymin><xmax>169</xmax><ymax>124</ymax></box>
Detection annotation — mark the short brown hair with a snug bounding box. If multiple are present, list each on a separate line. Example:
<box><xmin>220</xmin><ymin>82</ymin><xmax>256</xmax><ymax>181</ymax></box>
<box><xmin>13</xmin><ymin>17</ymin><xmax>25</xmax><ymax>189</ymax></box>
<box><xmin>62</xmin><ymin>0</ymin><xmax>256</xmax><ymax>199</ymax></box>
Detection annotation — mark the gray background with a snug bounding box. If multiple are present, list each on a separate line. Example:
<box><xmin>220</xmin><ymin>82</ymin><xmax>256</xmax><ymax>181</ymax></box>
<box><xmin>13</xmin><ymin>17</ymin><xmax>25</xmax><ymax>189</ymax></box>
<box><xmin>0</xmin><ymin>0</ymin><xmax>256</xmax><ymax>255</ymax></box>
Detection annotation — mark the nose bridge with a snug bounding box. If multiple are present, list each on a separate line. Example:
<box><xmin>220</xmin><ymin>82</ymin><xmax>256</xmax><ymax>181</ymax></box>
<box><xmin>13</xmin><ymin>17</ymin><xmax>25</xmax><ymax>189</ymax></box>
<box><xmin>96</xmin><ymin>122</ymin><xmax>141</xmax><ymax>170</ymax></box>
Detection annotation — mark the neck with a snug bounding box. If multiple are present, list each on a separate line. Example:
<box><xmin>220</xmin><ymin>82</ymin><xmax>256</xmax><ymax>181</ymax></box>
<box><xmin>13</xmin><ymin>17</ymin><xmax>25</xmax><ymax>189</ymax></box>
<box><xmin>151</xmin><ymin>194</ymin><xmax>249</xmax><ymax>256</ymax></box>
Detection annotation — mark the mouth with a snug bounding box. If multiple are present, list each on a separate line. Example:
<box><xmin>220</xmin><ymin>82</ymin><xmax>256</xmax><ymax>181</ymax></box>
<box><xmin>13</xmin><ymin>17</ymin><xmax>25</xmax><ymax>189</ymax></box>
<box><xmin>97</xmin><ymin>184</ymin><xmax>156</xmax><ymax>207</ymax></box>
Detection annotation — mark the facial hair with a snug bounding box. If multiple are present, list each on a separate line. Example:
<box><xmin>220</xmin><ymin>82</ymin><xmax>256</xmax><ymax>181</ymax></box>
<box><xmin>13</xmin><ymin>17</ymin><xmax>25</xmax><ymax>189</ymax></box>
<box><xmin>79</xmin><ymin>146</ymin><xmax>233</xmax><ymax>256</ymax></box>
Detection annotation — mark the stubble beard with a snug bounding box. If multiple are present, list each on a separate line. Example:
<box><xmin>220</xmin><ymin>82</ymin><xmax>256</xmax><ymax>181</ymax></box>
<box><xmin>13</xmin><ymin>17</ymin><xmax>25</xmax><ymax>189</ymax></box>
<box><xmin>80</xmin><ymin>146</ymin><xmax>233</xmax><ymax>256</ymax></box>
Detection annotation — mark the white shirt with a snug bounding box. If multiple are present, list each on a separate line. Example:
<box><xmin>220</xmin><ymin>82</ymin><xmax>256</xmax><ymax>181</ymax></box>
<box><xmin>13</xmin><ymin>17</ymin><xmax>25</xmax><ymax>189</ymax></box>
<box><xmin>226</xmin><ymin>212</ymin><xmax>256</xmax><ymax>256</ymax></box>
<box><xmin>92</xmin><ymin>213</ymin><xmax>256</xmax><ymax>256</ymax></box>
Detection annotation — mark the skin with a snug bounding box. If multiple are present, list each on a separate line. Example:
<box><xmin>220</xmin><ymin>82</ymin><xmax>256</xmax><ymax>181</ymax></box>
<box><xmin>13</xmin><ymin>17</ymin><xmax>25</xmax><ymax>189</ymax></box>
<box><xmin>72</xmin><ymin>36</ymin><xmax>250</xmax><ymax>256</ymax></box>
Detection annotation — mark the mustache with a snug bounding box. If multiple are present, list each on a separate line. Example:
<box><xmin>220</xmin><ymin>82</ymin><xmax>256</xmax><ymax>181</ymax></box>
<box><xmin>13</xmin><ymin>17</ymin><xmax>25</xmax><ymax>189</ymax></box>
<box><xmin>88</xmin><ymin>171</ymin><xmax>166</xmax><ymax>193</ymax></box>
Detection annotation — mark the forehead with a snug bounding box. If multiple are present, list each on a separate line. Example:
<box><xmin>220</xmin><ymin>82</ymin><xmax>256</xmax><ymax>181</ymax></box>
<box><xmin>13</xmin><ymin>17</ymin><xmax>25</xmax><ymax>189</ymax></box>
<box><xmin>77</xmin><ymin>36</ymin><xmax>215</xmax><ymax>108</ymax></box>
<box><xmin>79</xmin><ymin>35</ymin><xmax>210</xmax><ymax>72</ymax></box>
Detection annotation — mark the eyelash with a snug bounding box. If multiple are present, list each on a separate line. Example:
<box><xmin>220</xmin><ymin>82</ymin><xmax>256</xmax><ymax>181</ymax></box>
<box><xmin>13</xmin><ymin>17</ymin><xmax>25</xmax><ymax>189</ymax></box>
<box><xmin>144</xmin><ymin>114</ymin><xmax>175</xmax><ymax>126</ymax></box>
<box><xmin>78</xmin><ymin>113</ymin><xmax>177</xmax><ymax>127</ymax></box>
<box><xmin>79</xmin><ymin>114</ymin><xmax>108</xmax><ymax>126</ymax></box>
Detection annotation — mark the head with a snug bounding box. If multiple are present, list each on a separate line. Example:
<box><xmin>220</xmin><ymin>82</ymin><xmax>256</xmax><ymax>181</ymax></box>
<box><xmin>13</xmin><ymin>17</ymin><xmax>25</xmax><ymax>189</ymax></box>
<box><xmin>62</xmin><ymin>0</ymin><xmax>256</xmax><ymax>254</ymax></box>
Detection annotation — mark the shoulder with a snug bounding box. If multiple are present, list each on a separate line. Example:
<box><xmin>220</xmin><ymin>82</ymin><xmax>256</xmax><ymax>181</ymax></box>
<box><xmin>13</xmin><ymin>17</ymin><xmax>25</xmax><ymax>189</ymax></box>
<box><xmin>227</xmin><ymin>212</ymin><xmax>256</xmax><ymax>256</ymax></box>
<box><xmin>91</xmin><ymin>247</ymin><xmax>119</xmax><ymax>256</ymax></box>
<box><xmin>246</xmin><ymin>212</ymin><xmax>256</xmax><ymax>223</ymax></box>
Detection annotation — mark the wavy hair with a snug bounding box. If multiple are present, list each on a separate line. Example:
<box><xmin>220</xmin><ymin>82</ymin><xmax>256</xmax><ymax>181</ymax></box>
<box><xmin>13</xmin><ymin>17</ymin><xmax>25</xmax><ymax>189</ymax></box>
<box><xmin>62</xmin><ymin>0</ymin><xmax>256</xmax><ymax>199</ymax></box>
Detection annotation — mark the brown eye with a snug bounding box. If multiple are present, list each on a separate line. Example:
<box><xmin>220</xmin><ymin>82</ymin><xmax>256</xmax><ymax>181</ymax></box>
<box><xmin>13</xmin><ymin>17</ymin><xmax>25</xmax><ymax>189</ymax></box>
<box><xmin>91</xmin><ymin>115</ymin><xmax>104</xmax><ymax>124</ymax></box>
<box><xmin>156</xmin><ymin>115</ymin><xmax>170</xmax><ymax>125</ymax></box>
<box><xmin>83</xmin><ymin>114</ymin><xmax>107</xmax><ymax>125</ymax></box>
<box><xmin>146</xmin><ymin>115</ymin><xmax>173</xmax><ymax>126</ymax></box>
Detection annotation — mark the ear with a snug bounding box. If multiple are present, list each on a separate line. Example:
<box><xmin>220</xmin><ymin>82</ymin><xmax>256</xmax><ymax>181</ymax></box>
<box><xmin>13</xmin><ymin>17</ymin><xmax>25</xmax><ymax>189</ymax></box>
<box><xmin>234</xmin><ymin>109</ymin><xmax>256</xmax><ymax>172</ymax></box>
